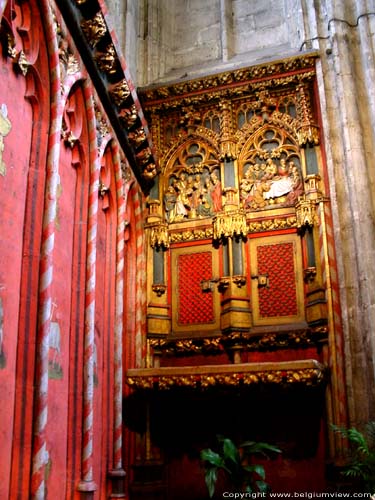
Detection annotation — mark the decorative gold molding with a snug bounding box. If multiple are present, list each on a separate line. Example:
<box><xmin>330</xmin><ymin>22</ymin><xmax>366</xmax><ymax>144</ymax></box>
<box><xmin>213</xmin><ymin>210</ymin><xmax>247</xmax><ymax>240</ymax></box>
<box><xmin>247</xmin><ymin>216</ymin><xmax>297</xmax><ymax>233</ymax></box>
<box><xmin>126</xmin><ymin>359</ymin><xmax>328</xmax><ymax>390</ymax></box>
<box><xmin>139</xmin><ymin>54</ymin><xmax>318</xmax><ymax>108</ymax></box>
<box><xmin>169</xmin><ymin>227</ymin><xmax>213</xmax><ymax>243</ymax></box>
<box><xmin>81</xmin><ymin>13</ymin><xmax>107</xmax><ymax>48</ymax></box>
<box><xmin>166</xmin><ymin>215</ymin><xmax>297</xmax><ymax>243</ymax></box>
<box><xmin>147</xmin><ymin>327</ymin><xmax>328</xmax><ymax>356</ymax></box>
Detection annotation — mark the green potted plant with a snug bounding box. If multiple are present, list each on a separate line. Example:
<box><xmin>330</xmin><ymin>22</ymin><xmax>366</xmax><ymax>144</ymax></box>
<box><xmin>332</xmin><ymin>421</ymin><xmax>375</xmax><ymax>492</ymax></box>
<box><xmin>200</xmin><ymin>435</ymin><xmax>281</xmax><ymax>498</ymax></box>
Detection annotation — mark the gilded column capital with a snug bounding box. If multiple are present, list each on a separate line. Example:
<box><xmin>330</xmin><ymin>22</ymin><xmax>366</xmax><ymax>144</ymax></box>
<box><xmin>295</xmin><ymin>196</ymin><xmax>318</xmax><ymax>231</ymax></box>
<box><xmin>149</xmin><ymin>222</ymin><xmax>169</xmax><ymax>249</ymax></box>
<box><xmin>213</xmin><ymin>209</ymin><xmax>247</xmax><ymax>240</ymax></box>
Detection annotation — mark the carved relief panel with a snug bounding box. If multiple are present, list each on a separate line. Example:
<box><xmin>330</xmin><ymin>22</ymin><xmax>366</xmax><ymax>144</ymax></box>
<box><xmin>238</xmin><ymin>125</ymin><xmax>303</xmax><ymax>211</ymax></box>
<box><xmin>162</xmin><ymin>139</ymin><xmax>222</xmax><ymax>223</ymax></box>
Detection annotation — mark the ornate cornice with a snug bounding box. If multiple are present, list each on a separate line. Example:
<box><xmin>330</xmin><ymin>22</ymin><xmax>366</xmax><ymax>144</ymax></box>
<box><xmin>52</xmin><ymin>0</ymin><xmax>158</xmax><ymax>193</ymax></box>
<box><xmin>139</xmin><ymin>54</ymin><xmax>318</xmax><ymax>110</ymax></box>
<box><xmin>148</xmin><ymin>326</ymin><xmax>328</xmax><ymax>356</ymax></box>
<box><xmin>126</xmin><ymin>359</ymin><xmax>328</xmax><ymax>390</ymax></box>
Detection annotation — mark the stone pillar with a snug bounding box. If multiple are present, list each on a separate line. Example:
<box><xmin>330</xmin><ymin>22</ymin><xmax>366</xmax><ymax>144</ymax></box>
<box><xmin>314</xmin><ymin>0</ymin><xmax>375</xmax><ymax>427</ymax></box>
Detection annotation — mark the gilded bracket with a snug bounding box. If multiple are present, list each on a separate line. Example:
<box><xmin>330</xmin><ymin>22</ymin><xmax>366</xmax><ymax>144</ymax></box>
<box><xmin>151</xmin><ymin>284</ymin><xmax>167</xmax><ymax>297</ymax></box>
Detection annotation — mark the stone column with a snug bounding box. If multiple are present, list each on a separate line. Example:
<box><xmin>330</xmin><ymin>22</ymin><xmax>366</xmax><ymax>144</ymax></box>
<box><xmin>314</xmin><ymin>0</ymin><xmax>375</xmax><ymax>428</ymax></box>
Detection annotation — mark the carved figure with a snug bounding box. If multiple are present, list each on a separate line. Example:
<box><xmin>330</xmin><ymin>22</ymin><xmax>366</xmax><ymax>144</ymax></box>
<box><xmin>250</xmin><ymin>179</ymin><xmax>271</xmax><ymax>209</ymax></box>
<box><xmin>164</xmin><ymin>186</ymin><xmax>177</xmax><ymax>222</ymax></box>
<box><xmin>210</xmin><ymin>172</ymin><xmax>222</xmax><ymax>212</ymax></box>
<box><xmin>164</xmin><ymin>169</ymin><xmax>223</xmax><ymax>221</ymax></box>
<box><xmin>264</xmin><ymin>158</ymin><xmax>293</xmax><ymax>200</ymax></box>
<box><xmin>197</xmin><ymin>178</ymin><xmax>214</xmax><ymax>217</ymax></box>
<box><xmin>285</xmin><ymin>161</ymin><xmax>304</xmax><ymax>204</ymax></box>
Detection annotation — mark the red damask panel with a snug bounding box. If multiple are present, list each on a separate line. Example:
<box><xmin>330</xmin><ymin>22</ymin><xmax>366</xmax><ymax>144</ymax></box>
<box><xmin>257</xmin><ymin>242</ymin><xmax>297</xmax><ymax>317</ymax></box>
<box><xmin>177</xmin><ymin>252</ymin><xmax>214</xmax><ymax>325</ymax></box>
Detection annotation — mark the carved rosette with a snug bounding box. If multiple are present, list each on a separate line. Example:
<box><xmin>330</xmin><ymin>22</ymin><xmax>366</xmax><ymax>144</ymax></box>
<box><xmin>95</xmin><ymin>44</ymin><xmax>117</xmax><ymax>74</ymax></box>
<box><xmin>150</xmin><ymin>223</ymin><xmax>169</xmax><ymax>248</ymax></box>
<box><xmin>213</xmin><ymin>210</ymin><xmax>247</xmax><ymax>240</ymax></box>
<box><xmin>109</xmin><ymin>79</ymin><xmax>131</xmax><ymax>107</ymax></box>
<box><xmin>81</xmin><ymin>13</ymin><xmax>107</xmax><ymax>48</ymax></box>
<box><xmin>128</xmin><ymin>127</ymin><xmax>147</xmax><ymax>148</ymax></box>
<box><xmin>118</xmin><ymin>105</ymin><xmax>138</xmax><ymax>129</ymax></box>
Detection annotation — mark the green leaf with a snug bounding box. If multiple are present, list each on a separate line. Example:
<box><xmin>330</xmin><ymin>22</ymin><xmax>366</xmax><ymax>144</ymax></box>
<box><xmin>255</xmin><ymin>480</ymin><xmax>270</xmax><ymax>493</ymax></box>
<box><xmin>243</xmin><ymin>464</ymin><xmax>266</xmax><ymax>480</ymax></box>
<box><xmin>201</xmin><ymin>448</ymin><xmax>225</xmax><ymax>468</ymax></box>
<box><xmin>223</xmin><ymin>438</ymin><xmax>241</xmax><ymax>465</ymax></box>
<box><xmin>205</xmin><ymin>466</ymin><xmax>218</xmax><ymax>498</ymax></box>
<box><xmin>241</xmin><ymin>441</ymin><xmax>281</xmax><ymax>456</ymax></box>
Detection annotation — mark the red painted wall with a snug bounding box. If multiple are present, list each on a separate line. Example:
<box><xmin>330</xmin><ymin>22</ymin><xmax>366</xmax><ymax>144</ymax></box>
<box><xmin>0</xmin><ymin>50</ymin><xmax>34</xmax><ymax>500</ymax></box>
<box><xmin>0</xmin><ymin>2</ymin><xmax>137</xmax><ymax>498</ymax></box>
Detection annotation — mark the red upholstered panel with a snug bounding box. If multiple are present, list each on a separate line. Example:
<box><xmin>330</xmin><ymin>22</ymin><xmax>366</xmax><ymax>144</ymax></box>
<box><xmin>257</xmin><ymin>242</ymin><xmax>298</xmax><ymax>317</ymax></box>
<box><xmin>177</xmin><ymin>252</ymin><xmax>214</xmax><ymax>325</ymax></box>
